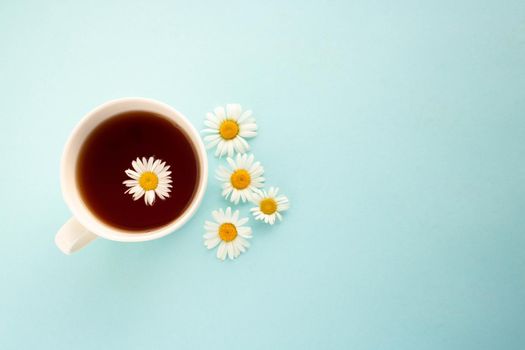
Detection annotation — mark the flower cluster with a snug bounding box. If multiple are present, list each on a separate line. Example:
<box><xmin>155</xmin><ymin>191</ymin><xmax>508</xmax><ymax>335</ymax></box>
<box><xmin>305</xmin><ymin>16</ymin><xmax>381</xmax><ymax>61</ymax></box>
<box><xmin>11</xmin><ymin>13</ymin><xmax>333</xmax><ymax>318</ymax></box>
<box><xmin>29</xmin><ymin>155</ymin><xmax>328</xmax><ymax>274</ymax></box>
<box><xmin>202</xmin><ymin>104</ymin><xmax>290</xmax><ymax>260</ymax></box>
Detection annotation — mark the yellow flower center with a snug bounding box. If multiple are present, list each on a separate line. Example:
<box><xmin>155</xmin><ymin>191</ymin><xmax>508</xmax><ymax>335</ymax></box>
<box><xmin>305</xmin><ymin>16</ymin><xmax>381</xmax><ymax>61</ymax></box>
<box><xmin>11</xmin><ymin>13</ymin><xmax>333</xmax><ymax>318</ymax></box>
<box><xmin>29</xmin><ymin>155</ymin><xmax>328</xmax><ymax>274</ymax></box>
<box><xmin>230</xmin><ymin>169</ymin><xmax>251</xmax><ymax>190</ymax></box>
<box><xmin>218</xmin><ymin>223</ymin><xmax>238</xmax><ymax>242</ymax></box>
<box><xmin>139</xmin><ymin>171</ymin><xmax>159</xmax><ymax>191</ymax></box>
<box><xmin>260</xmin><ymin>198</ymin><xmax>277</xmax><ymax>215</ymax></box>
<box><xmin>219</xmin><ymin>119</ymin><xmax>239</xmax><ymax>140</ymax></box>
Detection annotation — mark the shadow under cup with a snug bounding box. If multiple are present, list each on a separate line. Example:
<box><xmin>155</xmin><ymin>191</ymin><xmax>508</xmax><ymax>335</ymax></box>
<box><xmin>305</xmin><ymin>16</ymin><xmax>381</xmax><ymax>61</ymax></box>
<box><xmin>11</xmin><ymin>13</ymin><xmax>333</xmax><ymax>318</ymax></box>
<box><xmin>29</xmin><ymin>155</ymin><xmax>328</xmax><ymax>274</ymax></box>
<box><xmin>77</xmin><ymin>110</ymin><xmax>201</xmax><ymax>232</ymax></box>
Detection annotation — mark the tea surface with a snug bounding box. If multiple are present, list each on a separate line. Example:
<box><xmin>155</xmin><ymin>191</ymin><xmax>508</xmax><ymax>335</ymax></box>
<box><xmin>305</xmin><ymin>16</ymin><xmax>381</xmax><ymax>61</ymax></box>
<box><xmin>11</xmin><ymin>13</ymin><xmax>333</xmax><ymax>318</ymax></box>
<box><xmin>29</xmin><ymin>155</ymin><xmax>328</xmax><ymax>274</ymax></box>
<box><xmin>77</xmin><ymin>110</ymin><xmax>200</xmax><ymax>231</ymax></box>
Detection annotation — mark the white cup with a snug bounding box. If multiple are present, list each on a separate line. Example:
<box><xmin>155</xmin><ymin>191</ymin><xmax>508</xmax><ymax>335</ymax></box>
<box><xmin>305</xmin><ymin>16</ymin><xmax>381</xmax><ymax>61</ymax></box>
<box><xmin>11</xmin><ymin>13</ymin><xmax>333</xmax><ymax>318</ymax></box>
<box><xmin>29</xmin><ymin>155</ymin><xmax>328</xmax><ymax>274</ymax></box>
<box><xmin>55</xmin><ymin>97</ymin><xmax>208</xmax><ymax>254</ymax></box>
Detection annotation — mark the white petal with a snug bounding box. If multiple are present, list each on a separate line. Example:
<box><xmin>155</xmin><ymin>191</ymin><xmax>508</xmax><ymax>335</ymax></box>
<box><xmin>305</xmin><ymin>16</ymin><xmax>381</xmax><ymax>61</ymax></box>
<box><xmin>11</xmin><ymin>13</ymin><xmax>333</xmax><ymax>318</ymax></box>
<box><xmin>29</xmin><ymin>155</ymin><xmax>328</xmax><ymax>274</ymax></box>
<box><xmin>277</xmin><ymin>198</ymin><xmax>290</xmax><ymax>211</ymax></box>
<box><xmin>132</xmin><ymin>159</ymin><xmax>144</xmax><ymax>173</ymax></box>
<box><xmin>156</xmin><ymin>186</ymin><xmax>171</xmax><ymax>199</ymax></box>
<box><xmin>251</xmin><ymin>178</ymin><xmax>265</xmax><ymax>187</ymax></box>
<box><xmin>250</xmin><ymin>191</ymin><xmax>262</xmax><ymax>203</ymax></box>
<box><xmin>214</xmin><ymin>106</ymin><xmax>226</xmax><ymax>121</ymax></box>
<box><xmin>140</xmin><ymin>157</ymin><xmax>148</xmax><ymax>166</ymax></box>
<box><xmin>226</xmin><ymin>242</ymin><xmax>234</xmax><ymax>259</ymax></box>
<box><xmin>157</xmin><ymin>170</ymin><xmax>171</xmax><ymax>178</ymax></box>
<box><xmin>238</xmin><ymin>110</ymin><xmax>253</xmax><ymax>123</ymax></box>
<box><xmin>125</xmin><ymin>169</ymin><xmax>140</xmax><ymax>179</ymax></box>
<box><xmin>132</xmin><ymin>188</ymin><xmax>145</xmax><ymax>200</ymax></box>
<box><xmin>219</xmin><ymin>141</ymin><xmax>229</xmax><ymax>158</ymax></box>
<box><xmin>231</xmin><ymin>242</ymin><xmax>239</xmax><ymax>258</ymax></box>
<box><xmin>157</xmin><ymin>182</ymin><xmax>172</xmax><ymax>192</ymax></box>
<box><xmin>249</xmin><ymin>161</ymin><xmax>262</xmax><ymax>174</ymax></box>
<box><xmin>234</xmin><ymin>153</ymin><xmax>244</xmax><ymax>169</ymax></box>
<box><xmin>226</xmin><ymin>104</ymin><xmax>242</xmax><ymax>120</ymax></box>
<box><xmin>217</xmin><ymin>173</ymin><xmax>230</xmax><ymax>184</ymax></box>
<box><xmin>215</xmin><ymin>140</ymin><xmax>225</xmax><ymax>157</ymax></box>
<box><xmin>231</xmin><ymin>210</ymin><xmax>239</xmax><ymax>224</ymax></box>
<box><xmin>236</xmin><ymin>153</ymin><xmax>244</xmax><ymax>168</ymax></box>
<box><xmin>203</xmin><ymin>231</ymin><xmax>219</xmax><ymax>239</ymax></box>
<box><xmin>145</xmin><ymin>190</ymin><xmax>155</xmax><ymax>205</ymax></box>
<box><xmin>146</xmin><ymin>157</ymin><xmax>153</xmax><ymax>170</ymax></box>
<box><xmin>202</xmin><ymin>126</ymin><xmax>219</xmax><ymax>134</ymax></box>
<box><xmin>279</xmin><ymin>203</ymin><xmax>290</xmax><ymax>211</ymax></box>
<box><xmin>238</xmin><ymin>226</ymin><xmax>252</xmax><ymax>238</ymax></box>
<box><xmin>151</xmin><ymin>159</ymin><xmax>162</xmax><ymax>173</ymax></box>
<box><xmin>226</xmin><ymin>157</ymin><xmax>237</xmax><ymax>170</ymax></box>
<box><xmin>236</xmin><ymin>217</ymin><xmax>249</xmax><ymax>227</ymax></box>
<box><xmin>225</xmin><ymin>207</ymin><xmax>232</xmax><ymax>220</ymax></box>
<box><xmin>205</xmin><ymin>112</ymin><xmax>219</xmax><ymax>126</ymax></box>
<box><xmin>237</xmin><ymin>136</ymin><xmax>250</xmax><ymax>152</ymax></box>
<box><xmin>277</xmin><ymin>196</ymin><xmax>289</xmax><ymax>204</ymax></box>
<box><xmin>205</xmin><ymin>237</ymin><xmax>221</xmax><ymax>249</ymax></box>
<box><xmin>240</xmin><ymin>122</ymin><xmax>258</xmax><ymax>131</ymax></box>
<box><xmin>239</xmin><ymin>190</ymin><xmax>248</xmax><ymax>203</ymax></box>
<box><xmin>204</xmin><ymin>134</ymin><xmax>221</xmax><ymax>142</ymax></box>
<box><xmin>216</xmin><ymin>167</ymin><xmax>231</xmax><ymax>180</ymax></box>
<box><xmin>276</xmin><ymin>194</ymin><xmax>289</xmax><ymax>201</ymax></box>
<box><xmin>237</xmin><ymin>236</ymin><xmax>251</xmax><ymax>248</ymax></box>
<box><xmin>217</xmin><ymin>242</ymin><xmax>227</xmax><ymax>260</ymax></box>
<box><xmin>125</xmin><ymin>185</ymin><xmax>140</xmax><ymax>195</ymax></box>
<box><xmin>204</xmin><ymin>221</ymin><xmax>219</xmax><ymax>229</ymax></box>
<box><xmin>203</xmin><ymin>122</ymin><xmax>218</xmax><ymax>131</ymax></box>
<box><xmin>218</xmin><ymin>208</ymin><xmax>226</xmax><ymax>222</ymax></box>
<box><xmin>227</xmin><ymin>142</ymin><xmax>234</xmax><ymax>157</ymax></box>
<box><xmin>244</xmin><ymin>154</ymin><xmax>255</xmax><ymax>169</ymax></box>
<box><xmin>123</xmin><ymin>179</ymin><xmax>138</xmax><ymax>187</ymax></box>
<box><xmin>157</xmin><ymin>184</ymin><xmax>172</xmax><ymax>193</ymax></box>
<box><xmin>250</xmin><ymin>170</ymin><xmax>264</xmax><ymax>181</ymax></box>
<box><xmin>231</xmin><ymin>190</ymin><xmax>240</xmax><ymax>204</ymax></box>
<box><xmin>222</xmin><ymin>187</ymin><xmax>233</xmax><ymax>199</ymax></box>
<box><xmin>206</xmin><ymin>138</ymin><xmax>221</xmax><ymax>149</ymax></box>
<box><xmin>212</xmin><ymin>210</ymin><xmax>222</xmax><ymax>223</ymax></box>
<box><xmin>234</xmin><ymin>239</ymin><xmax>246</xmax><ymax>253</ymax></box>
<box><xmin>232</xmin><ymin>137</ymin><xmax>245</xmax><ymax>154</ymax></box>
<box><xmin>239</xmin><ymin>130</ymin><xmax>257</xmax><ymax>138</ymax></box>
<box><xmin>158</xmin><ymin>178</ymin><xmax>173</xmax><ymax>184</ymax></box>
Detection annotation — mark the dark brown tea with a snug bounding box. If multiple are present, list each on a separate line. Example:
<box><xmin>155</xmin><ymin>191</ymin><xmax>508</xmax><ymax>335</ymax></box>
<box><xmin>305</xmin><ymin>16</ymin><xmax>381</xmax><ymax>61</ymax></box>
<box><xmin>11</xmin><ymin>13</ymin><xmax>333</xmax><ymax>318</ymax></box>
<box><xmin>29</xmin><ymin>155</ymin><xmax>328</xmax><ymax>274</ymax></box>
<box><xmin>76</xmin><ymin>110</ymin><xmax>200</xmax><ymax>231</ymax></box>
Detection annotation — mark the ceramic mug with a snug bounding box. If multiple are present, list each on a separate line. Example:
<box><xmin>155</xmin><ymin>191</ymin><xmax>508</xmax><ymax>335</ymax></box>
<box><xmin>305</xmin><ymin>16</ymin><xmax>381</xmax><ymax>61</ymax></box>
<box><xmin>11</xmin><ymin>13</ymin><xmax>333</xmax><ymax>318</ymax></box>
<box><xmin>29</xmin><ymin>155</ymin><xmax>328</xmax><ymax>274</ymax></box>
<box><xmin>55</xmin><ymin>97</ymin><xmax>208</xmax><ymax>254</ymax></box>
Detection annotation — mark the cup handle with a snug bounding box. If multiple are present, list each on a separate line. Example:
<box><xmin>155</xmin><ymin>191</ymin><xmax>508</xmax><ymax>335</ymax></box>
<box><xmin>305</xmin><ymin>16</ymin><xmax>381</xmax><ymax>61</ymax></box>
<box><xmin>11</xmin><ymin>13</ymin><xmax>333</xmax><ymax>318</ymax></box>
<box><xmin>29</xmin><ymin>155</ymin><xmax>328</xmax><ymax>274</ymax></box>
<box><xmin>55</xmin><ymin>217</ymin><xmax>98</xmax><ymax>254</ymax></box>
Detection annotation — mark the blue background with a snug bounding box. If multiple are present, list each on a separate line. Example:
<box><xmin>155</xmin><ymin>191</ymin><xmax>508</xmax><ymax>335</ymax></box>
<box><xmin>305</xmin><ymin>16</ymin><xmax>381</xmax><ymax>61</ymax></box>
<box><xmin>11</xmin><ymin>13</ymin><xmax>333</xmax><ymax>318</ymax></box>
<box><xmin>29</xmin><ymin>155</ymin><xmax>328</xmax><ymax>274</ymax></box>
<box><xmin>1</xmin><ymin>0</ymin><xmax>524</xmax><ymax>349</ymax></box>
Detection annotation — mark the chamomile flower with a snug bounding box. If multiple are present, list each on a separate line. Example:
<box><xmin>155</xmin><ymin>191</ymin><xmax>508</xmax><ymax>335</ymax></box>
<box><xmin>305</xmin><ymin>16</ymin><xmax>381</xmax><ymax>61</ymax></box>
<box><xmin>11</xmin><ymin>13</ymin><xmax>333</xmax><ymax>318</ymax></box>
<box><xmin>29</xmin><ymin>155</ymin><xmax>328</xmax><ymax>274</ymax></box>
<box><xmin>202</xmin><ymin>103</ymin><xmax>257</xmax><ymax>157</ymax></box>
<box><xmin>216</xmin><ymin>153</ymin><xmax>265</xmax><ymax>204</ymax></box>
<box><xmin>123</xmin><ymin>156</ymin><xmax>172</xmax><ymax>206</ymax></box>
<box><xmin>250</xmin><ymin>187</ymin><xmax>290</xmax><ymax>225</ymax></box>
<box><xmin>204</xmin><ymin>207</ymin><xmax>252</xmax><ymax>260</ymax></box>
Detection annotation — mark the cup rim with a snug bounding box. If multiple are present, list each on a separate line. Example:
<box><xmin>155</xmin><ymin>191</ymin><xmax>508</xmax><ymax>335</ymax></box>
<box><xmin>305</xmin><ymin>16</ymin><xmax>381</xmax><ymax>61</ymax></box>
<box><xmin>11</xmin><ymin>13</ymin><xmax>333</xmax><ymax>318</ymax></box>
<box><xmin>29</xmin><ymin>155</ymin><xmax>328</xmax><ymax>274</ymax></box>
<box><xmin>61</xmin><ymin>97</ymin><xmax>208</xmax><ymax>242</ymax></box>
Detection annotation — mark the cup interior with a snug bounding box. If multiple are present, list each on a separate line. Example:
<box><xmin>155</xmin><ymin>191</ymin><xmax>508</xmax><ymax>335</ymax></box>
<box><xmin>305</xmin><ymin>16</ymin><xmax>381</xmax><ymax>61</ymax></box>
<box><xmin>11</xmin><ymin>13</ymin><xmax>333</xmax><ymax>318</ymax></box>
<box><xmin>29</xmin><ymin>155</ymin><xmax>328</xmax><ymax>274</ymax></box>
<box><xmin>61</xmin><ymin>98</ymin><xmax>208</xmax><ymax>242</ymax></box>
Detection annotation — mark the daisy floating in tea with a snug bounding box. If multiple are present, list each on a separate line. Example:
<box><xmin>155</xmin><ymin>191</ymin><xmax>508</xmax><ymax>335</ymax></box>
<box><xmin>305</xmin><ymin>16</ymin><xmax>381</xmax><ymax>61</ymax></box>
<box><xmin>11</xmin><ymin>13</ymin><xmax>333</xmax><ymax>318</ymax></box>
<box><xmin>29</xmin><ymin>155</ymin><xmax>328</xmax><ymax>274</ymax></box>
<box><xmin>123</xmin><ymin>156</ymin><xmax>172</xmax><ymax>206</ymax></box>
<box><xmin>201</xmin><ymin>103</ymin><xmax>257</xmax><ymax>157</ymax></box>
<box><xmin>216</xmin><ymin>153</ymin><xmax>265</xmax><ymax>204</ymax></box>
<box><xmin>250</xmin><ymin>187</ymin><xmax>290</xmax><ymax>225</ymax></box>
<box><xmin>204</xmin><ymin>207</ymin><xmax>252</xmax><ymax>260</ymax></box>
